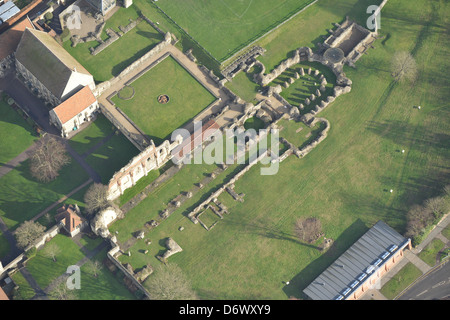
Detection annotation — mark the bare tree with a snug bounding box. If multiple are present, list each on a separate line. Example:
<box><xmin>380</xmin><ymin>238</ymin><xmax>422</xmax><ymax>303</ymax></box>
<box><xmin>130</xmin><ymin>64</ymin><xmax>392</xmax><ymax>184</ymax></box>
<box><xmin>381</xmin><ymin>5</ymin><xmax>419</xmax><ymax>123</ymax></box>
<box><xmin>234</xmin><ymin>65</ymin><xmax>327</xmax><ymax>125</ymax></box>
<box><xmin>30</xmin><ymin>136</ymin><xmax>70</xmax><ymax>183</ymax></box>
<box><xmin>294</xmin><ymin>217</ymin><xmax>323</xmax><ymax>244</ymax></box>
<box><xmin>15</xmin><ymin>221</ymin><xmax>46</xmax><ymax>249</ymax></box>
<box><xmin>48</xmin><ymin>278</ymin><xmax>76</xmax><ymax>300</ymax></box>
<box><xmin>85</xmin><ymin>259</ymin><xmax>103</xmax><ymax>278</ymax></box>
<box><xmin>391</xmin><ymin>51</ymin><xmax>417</xmax><ymax>82</ymax></box>
<box><xmin>145</xmin><ymin>264</ymin><xmax>197</xmax><ymax>300</ymax></box>
<box><xmin>405</xmin><ymin>204</ymin><xmax>433</xmax><ymax>239</ymax></box>
<box><xmin>425</xmin><ymin>196</ymin><xmax>447</xmax><ymax>219</ymax></box>
<box><xmin>42</xmin><ymin>243</ymin><xmax>61</xmax><ymax>262</ymax></box>
<box><xmin>84</xmin><ymin>183</ymin><xmax>112</xmax><ymax>215</ymax></box>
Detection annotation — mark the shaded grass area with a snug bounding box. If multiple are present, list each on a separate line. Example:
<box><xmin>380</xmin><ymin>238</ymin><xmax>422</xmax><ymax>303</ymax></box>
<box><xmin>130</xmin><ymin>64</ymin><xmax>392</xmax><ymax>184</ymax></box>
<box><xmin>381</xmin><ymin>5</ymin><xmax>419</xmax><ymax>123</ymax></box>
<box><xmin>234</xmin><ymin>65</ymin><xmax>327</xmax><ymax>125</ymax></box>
<box><xmin>111</xmin><ymin>55</ymin><xmax>216</xmax><ymax>145</ymax></box>
<box><xmin>0</xmin><ymin>230</ymin><xmax>10</xmax><ymax>259</ymax></box>
<box><xmin>380</xmin><ymin>262</ymin><xmax>422</xmax><ymax>299</ymax></box>
<box><xmin>25</xmin><ymin>234</ymin><xmax>85</xmax><ymax>289</ymax></box>
<box><xmin>85</xmin><ymin>132</ymin><xmax>140</xmax><ymax>184</ymax></box>
<box><xmin>63</xmin><ymin>6</ymin><xmax>164</xmax><ymax>82</ymax></box>
<box><xmin>279</xmin><ymin>118</ymin><xmax>326</xmax><ymax>149</ymax></box>
<box><xmin>11</xmin><ymin>271</ymin><xmax>36</xmax><ymax>300</ymax></box>
<box><xmin>0</xmin><ymin>100</ymin><xmax>37</xmax><ymax>166</ymax></box>
<box><xmin>0</xmin><ymin>158</ymin><xmax>89</xmax><ymax>230</ymax></box>
<box><xmin>36</xmin><ymin>182</ymin><xmax>91</xmax><ymax>229</ymax></box>
<box><xmin>75</xmin><ymin>247</ymin><xmax>135</xmax><ymax>300</ymax></box>
<box><xmin>276</xmin><ymin>62</ymin><xmax>337</xmax><ymax>114</ymax></box>
<box><xmin>68</xmin><ymin>114</ymin><xmax>116</xmax><ymax>156</ymax></box>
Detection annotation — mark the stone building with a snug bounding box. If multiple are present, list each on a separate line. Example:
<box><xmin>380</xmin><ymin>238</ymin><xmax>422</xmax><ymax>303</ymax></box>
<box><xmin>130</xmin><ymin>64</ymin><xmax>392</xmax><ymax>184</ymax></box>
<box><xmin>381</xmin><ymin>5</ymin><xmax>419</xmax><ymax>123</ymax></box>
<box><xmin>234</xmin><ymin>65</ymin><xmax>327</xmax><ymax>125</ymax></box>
<box><xmin>49</xmin><ymin>85</ymin><xmax>99</xmax><ymax>137</ymax></box>
<box><xmin>107</xmin><ymin>138</ymin><xmax>181</xmax><ymax>200</ymax></box>
<box><xmin>0</xmin><ymin>16</ymin><xmax>34</xmax><ymax>73</ymax></box>
<box><xmin>15</xmin><ymin>28</ymin><xmax>95</xmax><ymax>107</ymax></box>
<box><xmin>303</xmin><ymin>220</ymin><xmax>412</xmax><ymax>300</ymax></box>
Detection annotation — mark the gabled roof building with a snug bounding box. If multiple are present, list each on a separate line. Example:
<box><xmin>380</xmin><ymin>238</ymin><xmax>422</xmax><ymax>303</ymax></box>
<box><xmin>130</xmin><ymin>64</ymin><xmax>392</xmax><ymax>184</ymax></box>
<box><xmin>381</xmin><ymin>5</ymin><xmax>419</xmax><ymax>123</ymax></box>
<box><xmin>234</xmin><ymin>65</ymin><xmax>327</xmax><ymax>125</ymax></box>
<box><xmin>15</xmin><ymin>28</ymin><xmax>95</xmax><ymax>106</ymax></box>
<box><xmin>55</xmin><ymin>204</ymin><xmax>86</xmax><ymax>237</ymax></box>
<box><xmin>49</xmin><ymin>85</ymin><xmax>99</xmax><ymax>137</ymax></box>
<box><xmin>303</xmin><ymin>220</ymin><xmax>412</xmax><ymax>300</ymax></box>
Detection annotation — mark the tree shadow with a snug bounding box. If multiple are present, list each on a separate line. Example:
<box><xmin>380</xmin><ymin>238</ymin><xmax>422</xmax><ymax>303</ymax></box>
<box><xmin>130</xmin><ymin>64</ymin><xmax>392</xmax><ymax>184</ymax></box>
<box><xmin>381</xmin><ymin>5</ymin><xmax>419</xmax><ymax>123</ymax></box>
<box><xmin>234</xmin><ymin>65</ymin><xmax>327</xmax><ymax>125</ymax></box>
<box><xmin>282</xmin><ymin>219</ymin><xmax>368</xmax><ymax>299</ymax></box>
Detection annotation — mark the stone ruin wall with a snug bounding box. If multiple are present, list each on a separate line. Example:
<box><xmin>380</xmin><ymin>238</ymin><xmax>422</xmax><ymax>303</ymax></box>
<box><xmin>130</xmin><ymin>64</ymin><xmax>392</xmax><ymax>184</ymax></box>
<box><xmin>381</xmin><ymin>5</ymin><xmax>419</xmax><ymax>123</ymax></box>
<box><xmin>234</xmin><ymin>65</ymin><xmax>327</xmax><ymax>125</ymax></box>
<box><xmin>107</xmin><ymin>137</ymin><xmax>182</xmax><ymax>200</ymax></box>
<box><xmin>93</xmin><ymin>32</ymin><xmax>172</xmax><ymax>97</ymax></box>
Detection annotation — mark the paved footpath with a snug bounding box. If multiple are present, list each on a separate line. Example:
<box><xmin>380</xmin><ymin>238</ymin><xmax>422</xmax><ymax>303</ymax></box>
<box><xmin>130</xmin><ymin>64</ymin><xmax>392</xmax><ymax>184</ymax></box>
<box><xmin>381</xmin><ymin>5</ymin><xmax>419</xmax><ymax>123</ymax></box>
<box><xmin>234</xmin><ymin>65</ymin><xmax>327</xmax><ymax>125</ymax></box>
<box><xmin>0</xmin><ymin>142</ymin><xmax>38</xmax><ymax>179</ymax></box>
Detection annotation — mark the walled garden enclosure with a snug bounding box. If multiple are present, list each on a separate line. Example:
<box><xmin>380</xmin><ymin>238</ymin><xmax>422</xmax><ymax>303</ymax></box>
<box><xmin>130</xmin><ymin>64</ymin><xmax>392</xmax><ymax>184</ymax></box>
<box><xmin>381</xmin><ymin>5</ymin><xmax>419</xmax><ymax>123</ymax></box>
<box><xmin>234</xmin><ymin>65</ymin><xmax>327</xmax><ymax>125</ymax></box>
<box><xmin>103</xmin><ymin>0</ymin><xmax>450</xmax><ymax>300</ymax></box>
<box><xmin>110</xmin><ymin>55</ymin><xmax>217</xmax><ymax>145</ymax></box>
<box><xmin>63</xmin><ymin>6</ymin><xmax>164</xmax><ymax>82</ymax></box>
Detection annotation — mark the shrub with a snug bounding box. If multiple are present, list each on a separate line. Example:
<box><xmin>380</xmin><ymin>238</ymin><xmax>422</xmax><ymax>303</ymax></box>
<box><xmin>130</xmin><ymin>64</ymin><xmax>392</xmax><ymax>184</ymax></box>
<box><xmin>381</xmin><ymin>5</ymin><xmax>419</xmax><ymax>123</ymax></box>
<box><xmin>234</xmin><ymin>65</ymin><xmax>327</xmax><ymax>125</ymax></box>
<box><xmin>44</xmin><ymin>12</ymin><xmax>53</xmax><ymax>22</ymax></box>
<box><xmin>61</xmin><ymin>28</ymin><xmax>71</xmax><ymax>42</ymax></box>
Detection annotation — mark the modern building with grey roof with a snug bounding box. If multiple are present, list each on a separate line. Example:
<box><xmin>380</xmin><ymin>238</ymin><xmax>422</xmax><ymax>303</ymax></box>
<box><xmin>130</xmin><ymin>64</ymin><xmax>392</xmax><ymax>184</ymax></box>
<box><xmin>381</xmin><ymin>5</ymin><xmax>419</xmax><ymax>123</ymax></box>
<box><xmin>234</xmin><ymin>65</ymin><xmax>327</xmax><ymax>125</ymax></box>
<box><xmin>303</xmin><ymin>220</ymin><xmax>411</xmax><ymax>300</ymax></box>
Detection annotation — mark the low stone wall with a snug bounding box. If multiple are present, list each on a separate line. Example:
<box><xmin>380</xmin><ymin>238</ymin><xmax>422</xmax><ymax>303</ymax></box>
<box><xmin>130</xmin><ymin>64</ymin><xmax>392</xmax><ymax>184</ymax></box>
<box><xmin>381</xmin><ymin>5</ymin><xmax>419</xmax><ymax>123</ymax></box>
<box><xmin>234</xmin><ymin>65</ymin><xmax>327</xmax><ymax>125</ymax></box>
<box><xmin>0</xmin><ymin>224</ymin><xmax>61</xmax><ymax>279</ymax></box>
<box><xmin>93</xmin><ymin>32</ymin><xmax>172</xmax><ymax>97</ymax></box>
<box><xmin>107</xmin><ymin>242</ymin><xmax>151</xmax><ymax>299</ymax></box>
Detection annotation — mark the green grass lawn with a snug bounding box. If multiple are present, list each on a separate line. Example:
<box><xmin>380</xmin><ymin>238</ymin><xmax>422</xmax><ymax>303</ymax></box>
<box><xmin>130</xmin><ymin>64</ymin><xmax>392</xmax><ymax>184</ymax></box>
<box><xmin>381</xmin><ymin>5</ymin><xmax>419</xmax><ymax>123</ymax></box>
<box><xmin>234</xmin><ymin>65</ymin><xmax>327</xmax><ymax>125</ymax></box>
<box><xmin>69</xmin><ymin>114</ymin><xmax>116</xmax><ymax>156</ymax></box>
<box><xmin>0</xmin><ymin>230</ymin><xmax>10</xmax><ymax>259</ymax></box>
<box><xmin>225</xmin><ymin>66</ymin><xmax>262</xmax><ymax>103</ymax></box>
<box><xmin>63</xmin><ymin>6</ymin><xmax>164</xmax><ymax>82</ymax></box>
<box><xmin>0</xmin><ymin>158</ymin><xmax>89</xmax><ymax>230</ymax></box>
<box><xmin>85</xmin><ymin>131</ymin><xmax>140</xmax><ymax>184</ymax></box>
<box><xmin>442</xmin><ymin>225</ymin><xmax>450</xmax><ymax>241</ymax></box>
<box><xmin>0</xmin><ymin>100</ymin><xmax>37</xmax><ymax>166</ymax></box>
<box><xmin>108</xmin><ymin>0</ymin><xmax>449</xmax><ymax>299</ymax></box>
<box><xmin>75</xmin><ymin>248</ymin><xmax>135</xmax><ymax>300</ymax></box>
<box><xmin>154</xmin><ymin>0</ymin><xmax>316</xmax><ymax>62</ymax></box>
<box><xmin>418</xmin><ymin>239</ymin><xmax>446</xmax><ymax>267</ymax></box>
<box><xmin>11</xmin><ymin>271</ymin><xmax>36</xmax><ymax>300</ymax></box>
<box><xmin>276</xmin><ymin>62</ymin><xmax>337</xmax><ymax>114</ymax></box>
<box><xmin>279</xmin><ymin>118</ymin><xmax>326</xmax><ymax>149</ymax></box>
<box><xmin>380</xmin><ymin>262</ymin><xmax>422</xmax><ymax>299</ymax></box>
<box><xmin>26</xmin><ymin>234</ymin><xmax>86</xmax><ymax>289</ymax></box>
<box><xmin>111</xmin><ymin>55</ymin><xmax>217</xmax><ymax>145</ymax></box>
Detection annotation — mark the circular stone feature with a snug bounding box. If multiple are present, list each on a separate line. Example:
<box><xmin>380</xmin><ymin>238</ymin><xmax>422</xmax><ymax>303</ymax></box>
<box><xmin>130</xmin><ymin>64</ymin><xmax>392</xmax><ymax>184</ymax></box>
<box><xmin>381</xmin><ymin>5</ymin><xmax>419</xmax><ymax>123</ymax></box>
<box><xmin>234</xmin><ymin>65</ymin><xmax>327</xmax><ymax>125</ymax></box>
<box><xmin>324</xmin><ymin>47</ymin><xmax>345</xmax><ymax>64</ymax></box>
<box><xmin>157</xmin><ymin>94</ymin><xmax>170</xmax><ymax>104</ymax></box>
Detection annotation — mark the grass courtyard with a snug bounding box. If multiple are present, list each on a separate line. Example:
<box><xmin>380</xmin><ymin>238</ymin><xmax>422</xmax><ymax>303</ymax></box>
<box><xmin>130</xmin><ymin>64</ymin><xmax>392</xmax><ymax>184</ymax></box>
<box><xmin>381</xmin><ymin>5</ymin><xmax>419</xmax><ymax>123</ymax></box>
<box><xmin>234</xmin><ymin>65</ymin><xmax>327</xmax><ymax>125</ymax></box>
<box><xmin>63</xmin><ymin>6</ymin><xmax>164</xmax><ymax>82</ymax></box>
<box><xmin>154</xmin><ymin>0</ymin><xmax>316</xmax><ymax>62</ymax></box>
<box><xmin>111</xmin><ymin>55</ymin><xmax>217</xmax><ymax>145</ymax></box>
<box><xmin>108</xmin><ymin>0</ymin><xmax>450</xmax><ymax>300</ymax></box>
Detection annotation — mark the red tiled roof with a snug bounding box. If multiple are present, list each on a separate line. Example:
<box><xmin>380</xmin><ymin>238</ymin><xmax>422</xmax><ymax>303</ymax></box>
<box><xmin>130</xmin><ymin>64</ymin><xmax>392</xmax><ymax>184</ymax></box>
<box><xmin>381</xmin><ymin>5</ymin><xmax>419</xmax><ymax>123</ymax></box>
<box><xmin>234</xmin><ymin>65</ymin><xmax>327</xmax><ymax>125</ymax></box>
<box><xmin>0</xmin><ymin>16</ymin><xmax>34</xmax><ymax>61</ymax></box>
<box><xmin>173</xmin><ymin>119</ymin><xmax>220</xmax><ymax>159</ymax></box>
<box><xmin>0</xmin><ymin>287</ymin><xmax>9</xmax><ymax>300</ymax></box>
<box><xmin>52</xmin><ymin>86</ymin><xmax>97</xmax><ymax>125</ymax></box>
<box><xmin>55</xmin><ymin>204</ymin><xmax>83</xmax><ymax>233</ymax></box>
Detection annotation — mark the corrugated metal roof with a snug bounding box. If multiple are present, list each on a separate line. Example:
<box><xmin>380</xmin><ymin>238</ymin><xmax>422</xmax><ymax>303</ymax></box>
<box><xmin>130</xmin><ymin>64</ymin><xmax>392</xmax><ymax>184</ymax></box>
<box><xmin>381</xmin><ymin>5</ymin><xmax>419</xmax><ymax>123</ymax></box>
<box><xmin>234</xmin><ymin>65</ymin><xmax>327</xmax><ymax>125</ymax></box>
<box><xmin>0</xmin><ymin>2</ymin><xmax>20</xmax><ymax>23</ymax></box>
<box><xmin>303</xmin><ymin>221</ymin><xmax>408</xmax><ymax>300</ymax></box>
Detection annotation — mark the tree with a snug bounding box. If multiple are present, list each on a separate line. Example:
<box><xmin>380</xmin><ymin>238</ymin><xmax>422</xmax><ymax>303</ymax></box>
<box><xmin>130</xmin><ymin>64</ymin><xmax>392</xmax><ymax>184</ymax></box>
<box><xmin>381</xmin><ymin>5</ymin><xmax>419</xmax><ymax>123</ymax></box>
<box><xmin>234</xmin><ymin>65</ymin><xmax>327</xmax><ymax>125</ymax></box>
<box><xmin>294</xmin><ymin>217</ymin><xmax>322</xmax><ymax>244</ymax></box>
<box><xmin>42</xmin><ymin>243</ymin><xmax>61</xmax><ymax>262</ymax></box>
<box><xmin>425</xmin><ymin>196</ymin><xmax>447</xmax><ymax>219</ymax></box>
<box><xmin>84</xmin><ymin>183</ymin><xmax>112</xmax><ymax>215</ymax></box>
<box><xmin>145</xmin><ymin>264</ymin><xmax>197</xmax><ymax>300</ymax></box>
<box><xmin>30</xmin><ymin>135</ymin><xmax>70</xmax><ymax>183</ymax></box>
<box><xmin>391</xmin><ymin>51</ymin><xmax>417</xmax><ymax>82</ymax></box>
<box><xmin>404</xmin><ymin>204</ymin><xmax>433</xmax><ymax>239</ymax></box>
<box><xmin>48</xmin><ymin>278</ymin><xmax>76</xmax><ymax>300</ymax></box>
<box><xmin>15</xmin><ymin>221</ymin><xmax>46</xmax><ymax>249</ymax></box>
<box><xmin>85</xmin><ymin>259</ymin><xmax>103</xmax><ymax>278</ymax></box>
